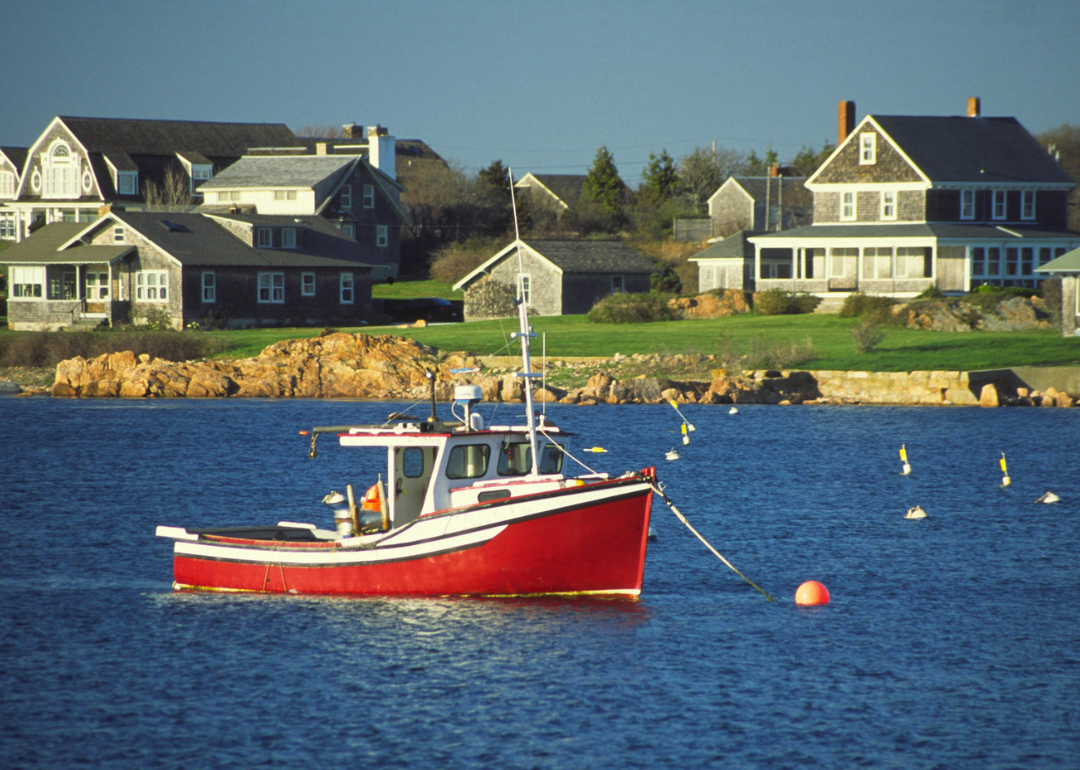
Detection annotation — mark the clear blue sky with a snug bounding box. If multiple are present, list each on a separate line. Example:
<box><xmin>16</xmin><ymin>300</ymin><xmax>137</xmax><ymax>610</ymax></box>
<box><xmin>3</xmin><ymin>0</ymin><xmax>1078</xmax><ymax>185</ymax></box>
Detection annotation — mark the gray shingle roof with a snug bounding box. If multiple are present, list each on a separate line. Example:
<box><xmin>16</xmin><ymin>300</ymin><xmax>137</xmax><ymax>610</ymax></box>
<box><xmin>872</xmin><ymin>115</ymin><xmax>1074</xmax><ymax>185</ymax></box>
<box><xmin>518</xmin><ymin>174</ymin><xmax>587</xmax><ymax>205</ymax></box>
<box><xmin>691</xmin><ymin>230</ymin><xmax>763</xmax><ymax>260</ymax></box>
<box><xmin>200</xmin><ymin>155</ymin><xmax>356</xmax><ymax>189</ymax></box>
<box><xmin>1</xmin><ymin>146</ymin><xmax>28</xmax><ymax>172</ymax></box>
<box><xmin>0</xmin><ymin>223</ymin><xmax>132</xmax><ymax>265</ymax></box>
<box><xmin>727</xmin><ymin>177</ymin><xmax>809</xmax><ymax>202</ymax></box>
<box><xmin>523</xmin><ymin>239</ymin><xmax>656</xmax><ymax>273</ymax></box>
<box><xmin>1035</xmin><ymin>246</ymin><xmax>1080</xmax><ymax>273</ymax></box>
<box><xmin>752</xmin><ymin>222</ymin><xmax>1080</xmax><ymax>241</ymax></box>
<box><xmin>110</xmin><ymin>211</ymin><xmax>373</xmax><ymax>268</ymax></box>
<box><xmin>59</xmin><ymin>117</ymin><xmax>300</xmax><ymax>156</ymax></box>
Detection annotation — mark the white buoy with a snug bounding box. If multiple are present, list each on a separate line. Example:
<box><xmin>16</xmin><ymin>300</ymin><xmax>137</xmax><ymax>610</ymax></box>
<box><xmin>1000</xmin><ymin>453</ymin><xmax>1011</xmax><ymax>487</ymax></box>
<box><xmin>729</xmin><ymin>406</ymin><xmax>738</xmax><ymax>415</ymax></box>
<box><xmin>1035</xmin><ymin>491</ymin><xmax>1061</xmax><ymax>504</ymax></box>
<box><xmin>905</xmin><ymin>505</ymin><xmax>927</xmax><ymax>520</ymax></box>
<box><xmin>900</xmin><ymin>444</ymin><xmax>911</xmax><ymax>475</ymax></box>
<box><xmin>666</xmin><ymin>448</ymin><xmax>680</xmax><ymax>461</ymax></box>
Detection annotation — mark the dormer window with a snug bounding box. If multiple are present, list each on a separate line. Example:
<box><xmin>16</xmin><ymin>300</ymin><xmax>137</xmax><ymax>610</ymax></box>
<box><xmin>117</xmin><ymin>171</ymin><xmax>138</xmax><ymax>196</ymax></box>
<box><xmin>281</xmin><ymin>228</ymin><xmax>297</xmax><ymax>248</ymax></box>
<box><xmin>1021</xmin><ymin>190</ymin><xmax>1035</xmax><ymax>220</ymax></box>
<box><xmin>257</xmin><ymin>227</ymin><xmax>272</xmax><ymax>247</ymax></box>
<box><xmin>44</xmin><ymin>141</ymin><xmax>79</xmax><ymax>197</ymax></box>
<box><xmin>0</xmin><ymin>170</ymin><xmax>13</xmax><ymax>197</ymax></box>
<box><xmin>992</xmin><ymin>190</ymin><xmax>1006</xmax><ymax>220</ymax></box>
<box><xmin>961</xmin><ymin>190</ymin><xmax>975</xmax><ymax>220</ymax></box>
<box><xmin>191</xmin><ymin>166</ymin><xmax>212</xmax><ymax>194</ymax></box>
<box><xmin>859</xmin><ymin>133</ymin><xmax>876</xmax><ymax>165</ymax></box>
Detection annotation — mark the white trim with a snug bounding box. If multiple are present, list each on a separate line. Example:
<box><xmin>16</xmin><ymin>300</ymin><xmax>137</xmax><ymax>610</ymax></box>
<box><xmin>881</xmin><ymin>190</ymin><xmax>896</xmax><ymax>220</ymax></box>
<box><xmin>1021</xmin><ymin>190</ymin><xmax>1036</xmax><ymax>220</ymax></box>
<box><xmin>257</xmin><ymin>271</ymin><xmax>285</xmax><ymax>303</ymax></box>
<box><xmin>452</xmin><ymin>239</ymin><xmax>564</xmax><ymax>291</ymax></box>
<box><xmin>992</xmin><ymin>190</ymin><xmax>1006</xmax><ymax>220</ymax></box>
<box><xmin>961</xmin><ymin>189</ymin><xmax>975</xmax><ymax>220</ymax></box>
<box><xmin>281</xmin><ymin>228</ymin><xmax>297</xmax><ymax>249</ymax></box>
<box><xmin>301</xmin><ymin>271</ymin><xmax>316</xmax><ymax>297</ymax></box>
<box><xmin>340</xmin><ymin>271</ymin><xmax>354</xmax><ymax>304</ymax></box>
<box><xmin>201</xmin><ymin>270</ymin><xmax>216</xmax><ymax>303</ymax></box>
<box><xmin>840</xmin><ymin>191</ymin><xmax>856</xmax><ymax>221</ymax></box>
<box><xmin>376</xmin><ymin>224</ymin><xmax>388</xmax><ymax>247</ymax></box>
<box><xmin>807</xmin><ymin>115</ymin><xmax>932</xmax><ymax>188</ymax></box>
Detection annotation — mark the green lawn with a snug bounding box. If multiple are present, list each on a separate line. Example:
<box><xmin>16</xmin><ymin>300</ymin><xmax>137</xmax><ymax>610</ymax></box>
<box><xmin>372</xmin><ymin>279</ymin><xmax>461</xmax><ymax>300</ymax></box>
<box><xmin>210</xmin><ymin>314</ymin><xmax>1080</xmax><ymax>372</ymax></box>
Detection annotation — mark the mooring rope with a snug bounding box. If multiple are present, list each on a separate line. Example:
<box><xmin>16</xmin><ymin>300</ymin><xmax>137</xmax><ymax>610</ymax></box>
<box><xmin>648</xmin><ymin>481</ymin><xmax>775</xmax><ymax>602</ymax></box>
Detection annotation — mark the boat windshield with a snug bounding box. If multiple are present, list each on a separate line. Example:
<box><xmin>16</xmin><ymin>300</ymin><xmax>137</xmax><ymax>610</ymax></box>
<box><xmin>497</xmin><ymin>440</ymin><xmax>564</xmax><ymax>476</ymax></box>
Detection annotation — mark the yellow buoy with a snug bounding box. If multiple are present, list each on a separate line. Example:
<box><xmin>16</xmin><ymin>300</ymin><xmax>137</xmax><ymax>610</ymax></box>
<box><xmin>900</xmin><ymin>444</ymin><xmax>911</xmax><ymax>475</ymax></box>
<box><xmin>1000</xmin><ymin>452</ymin><xmax>1011</xmax><ymax>487</ymax></box>
<box><xmin>584</xmin><ymin>447</ymin><xmax>607</xmax><ymax>453</ymax></box>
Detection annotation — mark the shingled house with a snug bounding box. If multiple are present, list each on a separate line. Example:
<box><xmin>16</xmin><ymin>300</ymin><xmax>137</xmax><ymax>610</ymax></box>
<box><xmin>749</xmin><ymin>99</ymin><xmax>1080</xmax><ymax>300</ymax></box>
<box><xmin>2</xmin><ymin>116</ymin><xmax>301</xmax><ymax>241</ymax></box>
<box><xmin>0</xmin><ymin>147</ymin><xmax>28</xmax><ymax>239</ymax></box>
<box><xmin>3</xmin><ymin>208</ymin><xmax>374</xmax><ymax>330</ymax></box>
<box><xmin>708</xmin><ymin>172</ymin><xmax>812</xmax><ymax>236</ymax></box>
<box><xmin>689</xmin><ymin>230</ymin><xmax>761</xmax><ymax>291</ymax></box>
<box><xmin>453</xmin><ymin>239</ymin><xmax>656</xmax><ymax>319</ymax></box>
<box><xmin>198</xmin><ymin>149</ymin><xmax>408</xmax><ymax>280</ymax></box>
<box><xmin>1035</xmin><ymin>247</ymin><xmax>1080</xmax><ymax>336</ymax></box>
<box><xmin>513</xmin><ymin>174</ymin><xmax>586</xmax><ymax>219</ymax></box>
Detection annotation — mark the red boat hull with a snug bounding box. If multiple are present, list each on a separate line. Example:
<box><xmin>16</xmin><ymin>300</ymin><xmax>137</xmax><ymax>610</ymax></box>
<box><xmin>171</xmin><ymin>477</ymin><xmax>654</xmax><ymax>597</ymax></box>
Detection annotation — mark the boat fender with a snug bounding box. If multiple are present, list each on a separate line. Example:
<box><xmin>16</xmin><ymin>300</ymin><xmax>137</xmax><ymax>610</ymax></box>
<box><xmin>362</xmin><ymin>483</ymin><xmax>381</xmax><ymax>511</ymax></box>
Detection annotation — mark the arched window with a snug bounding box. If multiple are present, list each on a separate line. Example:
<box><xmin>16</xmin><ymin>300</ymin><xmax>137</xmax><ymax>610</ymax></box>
<box><xmin>43</xmin><ymin>141</ymin><xmax>79</xmax><ymax>198</ymax></box>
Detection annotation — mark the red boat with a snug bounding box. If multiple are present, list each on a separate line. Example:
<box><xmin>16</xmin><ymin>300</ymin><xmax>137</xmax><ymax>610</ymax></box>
<box><xmin>157</xmin><ymin>187</ymin><xmax>656</xmax><ymax>597</ymax></box>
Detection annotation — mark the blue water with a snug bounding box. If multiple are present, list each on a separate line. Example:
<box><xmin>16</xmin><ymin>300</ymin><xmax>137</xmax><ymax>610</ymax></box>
<box><xmin>2</xmin><ymin>397</ymin><xmax>1079</xmax><ymax>769</ymax></box>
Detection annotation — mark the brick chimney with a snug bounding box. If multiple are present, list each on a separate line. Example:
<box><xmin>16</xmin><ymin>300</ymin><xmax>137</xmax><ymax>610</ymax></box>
<box><xmin>838</xmin><ymin>100</ymin><xmax>856</xmax><ymax>145</ymax></box>
<box><xmin>967</xmin><ymin>96</ymin><xmax>981</xmax><ymax>118</ymax></box>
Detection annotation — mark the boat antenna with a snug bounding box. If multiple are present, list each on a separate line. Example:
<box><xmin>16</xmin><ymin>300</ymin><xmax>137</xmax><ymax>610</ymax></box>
<box><xmin>508</xmin><ymin>168</ymin><xmax>540</xmax><ymax>475</ymax></box>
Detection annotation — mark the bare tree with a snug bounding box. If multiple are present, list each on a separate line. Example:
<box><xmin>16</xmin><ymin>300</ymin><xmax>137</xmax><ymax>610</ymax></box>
<box><xmin>292</xmin><ymin>123</ymin><xmax>346</xmax><ymax>138</ymax></box>
<box><xmin>143</xmin><ymin>164</ymin><xmax>193</xmax><ymax>210</ymax></box>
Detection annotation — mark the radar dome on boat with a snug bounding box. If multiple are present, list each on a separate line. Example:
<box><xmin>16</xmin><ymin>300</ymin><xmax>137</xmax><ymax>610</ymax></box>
<box><xmin>454</xmin><ymin>385</ymin><xmax>483</xmax><ymax>404</ymax></box>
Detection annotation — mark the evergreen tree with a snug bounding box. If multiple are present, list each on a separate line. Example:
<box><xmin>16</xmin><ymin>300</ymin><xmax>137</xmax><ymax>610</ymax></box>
<box><xmin>582</xmin><ymin>145</ymin><xmax>626</xmax><ymax>220</ymax></box>
<box><xmin>478</xmin><ymin>160</ymin><xmax>510</xmax><ymax>193</ymax></box>
<box><xmin>639</xmin><ymin>149</ymin><xmax>679</xmax><ymax>205</ymax></box>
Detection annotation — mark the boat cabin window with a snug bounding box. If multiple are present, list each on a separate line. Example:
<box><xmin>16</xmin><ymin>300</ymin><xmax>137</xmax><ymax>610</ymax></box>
<box><xmin>445</xmin><ymin>444</ymin><xmax>491</xmax><ymax>479</ymax></box>
<box><xmin>539</xmin><ymin>443</ymin><xmax>564</xmax><ymax>474</ymax></box>
<box><xmin>401</xmin><ymin>447</ymin><xmax>425</xmax><ymax>478</ymax></box>
<box><xmin>498</xmin><ymin>441</ymin><xmax>532</xmax><ymax>476</ymax></box>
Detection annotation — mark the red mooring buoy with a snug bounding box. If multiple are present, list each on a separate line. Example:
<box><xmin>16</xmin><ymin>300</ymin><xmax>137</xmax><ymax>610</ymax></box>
<box><xmin>795</xmin><ymin>580</ymin><xmax>830</xmax><ymax>606</ymax></box>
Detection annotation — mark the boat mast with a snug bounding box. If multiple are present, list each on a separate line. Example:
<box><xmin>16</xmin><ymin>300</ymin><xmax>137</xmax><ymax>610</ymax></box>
<box><xmin>508</xmin><ymin>168</ymin><xmax>540</xmax><ymax>475</ymax></box>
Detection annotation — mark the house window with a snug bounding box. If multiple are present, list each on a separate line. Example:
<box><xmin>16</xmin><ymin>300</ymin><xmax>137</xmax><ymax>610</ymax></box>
<box><xmin>961</xmin><ymin>190</ymin><xmax>975</xmax><ymax>220</ymax></box>
<box><xmin>1021</xmin><ymin>191</ymin><xmax>1035</xmax><ymax>220</ymax></box>
<box><xmin>340</xmin><ymin>272</ymin><xmax>354</xmax><ymax>304</ymax></box>
<box><xmin>258</xmin><ymin>272</ymin><xmax>284</xmax><ymax>303</ymax></box>
<box><xmin>44</xmin><ymin>142</ymin><xmax>78</xmax><ymax>197</ymax></box>
<box><xmin>117</xmin><ymin>171</ymin><xmax>138</xmax><ymax>196</ymax></box>
<box><xmin>340</xmin><ymin>185</ymin><xmax>352</xmax><ymax>210</ymax></box>
<box><xmin>191</xmin><ymin>166</ymin><xmax>212</xmax><ymax>194</ymax></box>
<box><xmin>859</xmin><ymin>133</ymin><xmax>876</xmax><ymax>165</ymax></box>
<box><xmin>339</xmin><ymin>223</ymin><xmax>355</xmax><ymax>238</ymax></box>
<box><xmin>257</xmin><ymin>228</ymin><xmax>272</xmax><ymax>248</ymax></box>
<box><xmin>0</xmin><ymin>211</ymin><xmax>16</xmax><ymax>238</ymax></box>
<box><xmin>217</xmin><ymin>191</ymin><xmax>240</xmax><ymax>202</ymax></box>
<box><xmin>0</xmin><ymin>170</ymin><xmax>14</xmax><ymax>197</ymax></box>
<box><xmin>281</xmin><ymin>228</ymin><xmax>297</xmax><ymax>248</ymax></box>
<box><xmin>830</xmin><ymin>248</ymin><xmax>857</xmax><ymax>278</ymax></box>
<box><xmin>376</xmin><ymin>225</ymin><xmax>388</xmax><ymax>247</ymax></box>
<box><xmin>881</xmin><ymin>191</ymin><xmax>896</xmax><ymax>220</ymax></box>
<box><xmin>202</xmin><ymin>271</ymin><xmax>216</xmax><ymax>303</ymax></box>
<box><xmin>136</xmin><ymin>270</ymin><xmax>169</xmax><ymax>301</ymax></box>
<box><xmin>611</xmin><ymin>275</ymin><xmax>624</xmax><ymax>294</ymax></box>
<box><xmin>1038</xmin><ymin>247</ymin><xmax>1052</xmax><ymax>266</ymax></box>
<box><xmin>992</xmin><ymin>190</ymin><xmax>1006</xmax><ymax>220</ymax></box>
<box><xmin>518</xmin><ymin>274</ymin><xmax>531</xmax><ymax>304</ymax></box>
<box><xmin>11</xmin><ymin>266</ymin><xmax>45</xmax><ymax>298</ymax></box>
<box><xmin>1020</xmin><ymin>247</ymin><xmax>1034</xmax><ymax>277</ymax></box>
<box><xmin>363</xmin><ymin>184</ymin><xmax>374</xmax><ymax>209</ymax></box>
<box><xmin>1004</xmin><ymin>247</ymin><xmax>1019</xmax><ymax>277</ymax></box>
<box><xmin>841</xmin><ymin>191</ymin><xmax>856</xmax><ymax>221</ymax></box>
<box><xmin>861</xmin><ymin>247</ymin><xmax>892</xmax><ymax>279</ymax></box>
<box><xmin>114</xmin><ymin>227</ymin><xmax>125</xmax><ymax>242</ymax></box>
<box><xmin>85</xmin><ymin>271</ymin><xmax>110</xmax><ymax>300</ymax></box>
<box><xmin>986</xmin><ymin>247</ymin><xmax>1001</xmax><ymax>276</ymax></box>
<box><xmin>302</xmin><ymin>272</ymin><xmax>316</xmax><ymax>296</ymax></box>
<box><xmin>273</xmin><ymin>189</ymin><xmax>297</xmax><ymax>201</ymax></box>
<box><xmin>971</xmin><ymin>247</ymin><xmax>986</xmax><ymax>276</ymax></box>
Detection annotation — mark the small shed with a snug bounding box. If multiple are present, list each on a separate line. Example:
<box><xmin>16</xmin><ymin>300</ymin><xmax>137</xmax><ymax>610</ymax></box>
<box><xmin>454</xmin><ymin>239</ymin><xmax>656</xmax><ymax>319</ymax></box>
<box><xmin>1035</xmin><ymin>246</ymin><xmax>1080</xmax><ymax>336</ymax></box>
<box><xmin>689</xmin><ymin>230</ymin><xmax>761</xmax><ymax>291</ymax></box>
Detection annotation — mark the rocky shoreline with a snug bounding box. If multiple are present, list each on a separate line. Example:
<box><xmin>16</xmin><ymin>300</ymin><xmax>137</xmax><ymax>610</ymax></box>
<box><xmin>4</xmin><ymin>331</ymin><xmax>1075</xmax><ymax>409</ymax></box>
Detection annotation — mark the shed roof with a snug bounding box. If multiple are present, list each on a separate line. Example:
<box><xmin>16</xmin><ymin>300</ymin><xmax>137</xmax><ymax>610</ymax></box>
<box><xmin>1035</xmin><ymin>246</ymin><xmax>1080</xmax><ymax>273</ymax></box>
<box><xmin>690</xmin><ymin>230</ymin><xmax>763</xmax><ymax>260</ymax></box>
<box><xmin>200</xmin><ymin>155</ymin><xmax>357</xmax><ymax>189</ymax></box>
<box><xmin>0</xmin><ymin>223</ymin><xmax>132</xmax><ymax>265</ymax></box>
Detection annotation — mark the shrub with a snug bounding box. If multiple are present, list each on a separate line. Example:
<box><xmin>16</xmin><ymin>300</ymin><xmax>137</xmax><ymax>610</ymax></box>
<box><xmin>839</xmin><ymin>292</ymin><xmax>898</xmax><ymax>319</ymax></box>
<box><xmin>851</xmin><ymin>317</ymin><xmax>886</xmax><ymax>353</ymax></box>
<box><xmin>587</xmin><ymin>292</ymin><xmax>676</xmax><ymax>324</ymax></box>
<box><xmin>963</xmin><ymin>285</ymin><xmax>1036</xmax><ymax>310</ymax></box>
<box><xmin>0</xmin><ymin>331</ymin><xmax>229</xmax><ymax>368</ymax></box>
<box><xmin>1040</xmin><ymin>277</ymin><xmax>1063</xmax><ymax>328</ymax></box>
<box><xmin>752</xmin><ymin>289</ymin><xmax>822</xmax><ymax>316</ymax></box>
<box><xmin>650</xmin><ymin>266</ymin><xmax>681</xmax><ymax>294</ymax></box>
<box><xmin>715</xmin><ymin>332</ymin><xmax>816</xmax><ymax>371</ymax></box>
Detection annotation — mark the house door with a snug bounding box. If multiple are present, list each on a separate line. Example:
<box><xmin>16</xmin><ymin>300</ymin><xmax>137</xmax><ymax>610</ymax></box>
<box><xmin>828</xmin><ymin>248</ymin><xmax>858</xmax><ymax>290</ymax></box>
<box><xmin>85</xmin><ymin>271</ymin><xmax>110</xmax><ymax>314</ymax></box>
